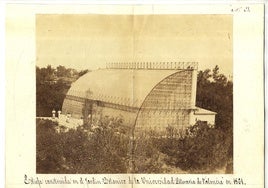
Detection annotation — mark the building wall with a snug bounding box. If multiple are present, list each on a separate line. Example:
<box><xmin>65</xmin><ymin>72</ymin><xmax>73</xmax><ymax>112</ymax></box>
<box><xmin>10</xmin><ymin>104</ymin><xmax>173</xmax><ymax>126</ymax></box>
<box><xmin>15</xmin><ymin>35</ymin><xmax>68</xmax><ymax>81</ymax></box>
<box><xmin>189</xmin><ymin>109</ymin><xmax>216</xmax><ymax>126</ymax></box>
<box><xmin>191</xmin><ymin>114</ymin><xmax>216</xmax><ymax>126</ymax></box>
<box><xmin>135</xmin><ymin>109</ymin><xmax>190</xmax><ymax>134</ymax></box>
<box><xmin>92</xmin><ymin>104</ymin><xmax>138</xmax><ymax>126</ymax></box>
<box><xmin>62</xmin><ymin>95</ymin><xmax>85</xmax><ymax>119</ymax></box>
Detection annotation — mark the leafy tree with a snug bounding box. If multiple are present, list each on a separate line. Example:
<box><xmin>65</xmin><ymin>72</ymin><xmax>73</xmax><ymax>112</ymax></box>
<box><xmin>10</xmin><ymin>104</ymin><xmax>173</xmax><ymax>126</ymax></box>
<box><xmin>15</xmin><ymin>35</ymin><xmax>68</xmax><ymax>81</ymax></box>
<box><xmin>196</xmin><ymin>65</ymin><xmax>233</xmax><ymax>131</ymax></box>
<box><xmin>36</xmin><ymin>117</ymin><xmax>130</xmax><ymax>174</ymax></box>
<box><xmin>56</xmin><ymin>65</ymin><xmax>68</xmax><ymax>77</ymax></box>
<box><xmin>36</xmin><ymin>65</ymin><xmax>90</xmax><ymax>117</ymax></box>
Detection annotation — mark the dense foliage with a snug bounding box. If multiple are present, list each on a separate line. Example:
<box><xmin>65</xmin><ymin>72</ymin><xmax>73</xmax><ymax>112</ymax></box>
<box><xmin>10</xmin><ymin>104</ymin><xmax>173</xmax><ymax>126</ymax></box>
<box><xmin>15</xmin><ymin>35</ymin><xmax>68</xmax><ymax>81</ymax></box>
<box><xmin>36</xmin><ymin>65</ymin><xmax>89</xmax><ymax>116</ymax></box>
<box><xmin>37</xmin><ymin>117</ymin><xmax>130</xmax><ymax>173</ymax></box>
<box><xmin>196</xmin><ymin>65</ymin><xmax>233</xmax><ymax>172</ymax></box>
<box><xmin>196</xmin><ymin>65</ymin><xmax>233</xmax><ymax>130</ymax></box>
<box><xmin>151</xmin><ymin>121</ymin><xmax>232</xmax><ymax>173</ymax></box>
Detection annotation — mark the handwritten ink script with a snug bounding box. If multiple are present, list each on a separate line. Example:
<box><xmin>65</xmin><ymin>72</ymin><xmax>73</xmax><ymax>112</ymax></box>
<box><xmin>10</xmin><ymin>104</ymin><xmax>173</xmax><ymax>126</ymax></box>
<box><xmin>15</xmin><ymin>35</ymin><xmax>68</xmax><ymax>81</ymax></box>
<box><xmin>231</xmin><ymin>6</ymin><xmax>250</xmax><ymax>13</ymax></box>
<box><xmin>24</xmin><ymin>174</ymin><xmax>246</xmax><ymax>187</ymax></box>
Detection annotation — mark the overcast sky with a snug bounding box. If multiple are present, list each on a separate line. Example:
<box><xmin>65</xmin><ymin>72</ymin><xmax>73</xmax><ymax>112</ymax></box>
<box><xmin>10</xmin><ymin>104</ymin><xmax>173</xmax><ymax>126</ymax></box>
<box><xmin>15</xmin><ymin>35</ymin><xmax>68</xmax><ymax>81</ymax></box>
<box><xmin>36</xmin><ymin>14</ymin><xmax>232</xmax><ymax>76</ymax></box>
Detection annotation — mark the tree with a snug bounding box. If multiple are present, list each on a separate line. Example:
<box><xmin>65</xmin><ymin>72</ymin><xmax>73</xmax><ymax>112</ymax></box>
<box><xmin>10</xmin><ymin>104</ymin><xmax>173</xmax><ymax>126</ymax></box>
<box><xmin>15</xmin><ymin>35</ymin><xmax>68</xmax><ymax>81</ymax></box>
<box><xmin>195</xmin><ymin>65</ymin><xmax>233</xmax><ymax>172</ymax></box>
<box><xmin>36</xmin><ymin>65</ymin><xmax>90</xmax><ymax>117</ymax></box>
<box><xmin>36</xmin><ymin>116</ymin><xmax>130</xmax><ymax>173</ymax></box>
<box><xmin>78</xmin><ymin>69</ymin><xmax>90</xmax><ymax>77</ymax></box>
<box><xmin>196</xmin><ymin>65</ymin><xmax>233</xmax><ymax>130</ymax></box>
<box><xmin>56</xmin><ymin>65</ymin><xmax>68</xmax><ymax>77</ymax></box>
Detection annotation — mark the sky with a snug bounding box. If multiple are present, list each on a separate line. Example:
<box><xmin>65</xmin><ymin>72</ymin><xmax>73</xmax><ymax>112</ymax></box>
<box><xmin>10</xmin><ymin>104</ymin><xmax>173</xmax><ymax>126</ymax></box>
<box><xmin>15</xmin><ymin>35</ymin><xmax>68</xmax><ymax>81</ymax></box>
<box><xmin>36</xmin><ymin>14</ymin><xmax>232</xmax><ymax>76</ymax></box>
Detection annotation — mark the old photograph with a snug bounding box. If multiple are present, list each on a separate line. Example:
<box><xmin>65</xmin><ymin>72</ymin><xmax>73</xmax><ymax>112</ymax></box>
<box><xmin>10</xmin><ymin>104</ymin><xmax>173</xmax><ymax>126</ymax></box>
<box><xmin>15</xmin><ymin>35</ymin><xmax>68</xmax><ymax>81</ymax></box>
<box><xmin>36</xmin><ymin>14</ymin><xmax>233</xmax><ymax>174</ymax></box>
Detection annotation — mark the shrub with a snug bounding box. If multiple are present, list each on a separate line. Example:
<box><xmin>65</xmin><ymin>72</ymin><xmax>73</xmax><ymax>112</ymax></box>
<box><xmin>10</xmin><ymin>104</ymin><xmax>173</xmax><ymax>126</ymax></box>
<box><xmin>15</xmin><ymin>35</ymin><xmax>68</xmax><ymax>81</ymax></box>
<box><xmin>154</xmin><ymin>121</ymin><xmax>231</xmax><ymax>172</ymax></box>
<box><xmin>36</xmin><ymin>117</ymin><xmax>130</xmax><ymax>173</ymax></box>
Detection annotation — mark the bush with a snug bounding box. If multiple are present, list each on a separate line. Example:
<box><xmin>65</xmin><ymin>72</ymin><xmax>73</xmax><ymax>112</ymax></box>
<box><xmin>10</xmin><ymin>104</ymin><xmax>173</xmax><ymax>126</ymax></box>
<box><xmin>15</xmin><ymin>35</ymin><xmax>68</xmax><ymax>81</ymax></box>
<box><xmin>154</xmin><ymin>121</ymin><xmax>231</xmax><ymax>172</ymax></box>
<box><xmin>132</xmin><ymin>133</ymin><xmax>164</xmax><ymax>173</ymax></box>
<box><xmin>36</xmin><ymin>119</ymin><xmax>64</xmax><ymax>173</ymax></box>
<box><xmin>36</xmin><ymin>117</ymin><xmax>130</xmax><ymax>173</ymax></box>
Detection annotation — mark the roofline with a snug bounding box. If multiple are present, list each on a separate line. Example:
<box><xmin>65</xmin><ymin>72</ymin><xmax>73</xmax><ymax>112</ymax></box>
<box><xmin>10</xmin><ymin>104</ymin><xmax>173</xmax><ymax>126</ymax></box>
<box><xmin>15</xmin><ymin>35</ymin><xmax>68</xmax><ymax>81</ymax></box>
<box><xmin>194</xmin><ymin>107</ymin><xmax>217</xmax><ymax>115</ymax></box>
<box><xmin>106</xmin><ymin>61</ymin><xmax>198</xmax><ymax>70</ymax></box>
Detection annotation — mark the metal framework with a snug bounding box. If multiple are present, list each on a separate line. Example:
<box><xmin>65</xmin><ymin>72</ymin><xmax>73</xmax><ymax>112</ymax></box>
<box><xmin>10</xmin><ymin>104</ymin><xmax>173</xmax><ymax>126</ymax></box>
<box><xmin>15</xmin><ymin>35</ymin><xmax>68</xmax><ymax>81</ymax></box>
<box><xmin>62</xmin><ymin>62</ymin><xmax>199</xmax><ymax>132</ymax></box>
<box><xmin>106</xmin><ymin>62</ymin><xmax>198</xmax><ymax>70</ymax></box>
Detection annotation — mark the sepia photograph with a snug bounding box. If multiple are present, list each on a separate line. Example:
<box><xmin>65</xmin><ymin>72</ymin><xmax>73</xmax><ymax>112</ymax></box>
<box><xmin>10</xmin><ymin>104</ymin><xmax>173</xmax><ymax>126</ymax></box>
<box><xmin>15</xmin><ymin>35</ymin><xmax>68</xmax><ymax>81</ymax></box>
<box><xmin>35</xmin><ymin>14</ymin><xmax>233</xmax><ymax>174</ymax></box>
